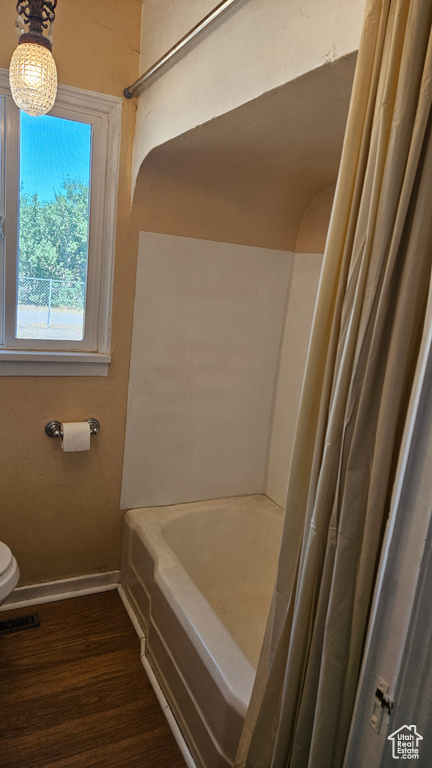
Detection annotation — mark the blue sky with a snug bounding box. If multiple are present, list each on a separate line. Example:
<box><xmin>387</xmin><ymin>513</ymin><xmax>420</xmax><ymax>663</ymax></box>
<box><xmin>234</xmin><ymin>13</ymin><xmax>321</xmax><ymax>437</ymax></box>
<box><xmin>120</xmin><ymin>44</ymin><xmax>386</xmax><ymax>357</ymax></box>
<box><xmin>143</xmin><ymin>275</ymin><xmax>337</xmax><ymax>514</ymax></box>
<box><xmin>20</xmin><ymin>112</ymin><xmax>92</xmax><ymax>201</ymax></box>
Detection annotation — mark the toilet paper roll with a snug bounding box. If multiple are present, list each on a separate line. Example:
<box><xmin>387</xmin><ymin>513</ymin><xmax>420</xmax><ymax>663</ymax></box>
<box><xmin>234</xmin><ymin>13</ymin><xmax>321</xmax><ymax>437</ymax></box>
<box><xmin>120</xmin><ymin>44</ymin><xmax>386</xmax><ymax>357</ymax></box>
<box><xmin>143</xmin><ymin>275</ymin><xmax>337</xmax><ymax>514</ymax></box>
<box><xmin>61</xmin><ymin>422</ymin><xmax>91</xmax><ymax>452</ymax></box>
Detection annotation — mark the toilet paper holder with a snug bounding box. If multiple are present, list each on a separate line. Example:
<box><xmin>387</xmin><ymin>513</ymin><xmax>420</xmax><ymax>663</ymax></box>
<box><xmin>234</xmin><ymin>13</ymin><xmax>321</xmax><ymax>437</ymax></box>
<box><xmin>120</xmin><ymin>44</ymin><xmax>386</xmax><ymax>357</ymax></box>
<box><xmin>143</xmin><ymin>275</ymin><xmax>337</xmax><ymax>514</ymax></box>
<box><xmin>45</xmin><ymin>419</ymin><xmax>100</xmax><ymax>439</ymax></box>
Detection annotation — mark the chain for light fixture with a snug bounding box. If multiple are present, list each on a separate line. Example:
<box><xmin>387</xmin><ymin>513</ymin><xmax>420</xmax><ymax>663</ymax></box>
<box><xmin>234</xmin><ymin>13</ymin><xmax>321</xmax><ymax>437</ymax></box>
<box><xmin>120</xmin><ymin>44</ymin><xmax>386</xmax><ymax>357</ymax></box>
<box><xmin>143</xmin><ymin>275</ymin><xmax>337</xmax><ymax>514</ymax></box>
<box><xmin>9</xmin><ymin>0</ymin><xmax>58</xmax><ymax>116</ymax></box>
<box><xmin>16</xmin><ymin>1</ymin><xmax>57</xmax><ymax>28</ymax></box>
<box><xmin>17</xmin><ymin>1</ymin><xmax>56</xmax><ymax>21</ymax></box>
<box><xmin>15</xmin><ymin>0</ymin><xmax>57</xmax><ymax>48</ymax></box>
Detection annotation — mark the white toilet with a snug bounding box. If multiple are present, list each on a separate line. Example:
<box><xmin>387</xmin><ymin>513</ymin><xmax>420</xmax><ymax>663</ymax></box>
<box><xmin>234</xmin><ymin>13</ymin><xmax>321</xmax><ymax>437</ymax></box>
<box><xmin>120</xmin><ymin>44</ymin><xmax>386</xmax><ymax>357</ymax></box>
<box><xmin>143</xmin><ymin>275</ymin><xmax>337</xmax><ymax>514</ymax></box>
<box><xmin>0</xmin><ymin>542</ymin><xmax>20</xmax><ymax>607</ymax></box>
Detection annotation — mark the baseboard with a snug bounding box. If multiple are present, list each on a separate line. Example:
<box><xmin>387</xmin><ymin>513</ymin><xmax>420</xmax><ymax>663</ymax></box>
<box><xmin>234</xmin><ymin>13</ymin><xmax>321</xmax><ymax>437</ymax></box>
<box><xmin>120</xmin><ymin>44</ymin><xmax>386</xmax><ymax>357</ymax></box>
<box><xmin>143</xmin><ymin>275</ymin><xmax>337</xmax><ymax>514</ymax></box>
<box><xmin>117</xmin><ymin>584</ymin><xmax>197</xmax><ymax>768</ymax></box>
<box><xmin>0</xmin><ymin>570</ymin><xmax>120</xmax><ymax>611</ymax></box>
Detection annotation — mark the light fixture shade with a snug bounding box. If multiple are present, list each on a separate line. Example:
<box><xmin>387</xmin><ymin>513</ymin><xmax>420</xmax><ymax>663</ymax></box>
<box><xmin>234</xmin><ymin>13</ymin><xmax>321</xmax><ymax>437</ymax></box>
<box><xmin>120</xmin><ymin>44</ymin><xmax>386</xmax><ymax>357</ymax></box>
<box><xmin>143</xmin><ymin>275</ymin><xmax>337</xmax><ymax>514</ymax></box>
<box><xmin>9</xmin><ymin>42</ymin><xmax>57</xmax><ymax>117</ymax></box>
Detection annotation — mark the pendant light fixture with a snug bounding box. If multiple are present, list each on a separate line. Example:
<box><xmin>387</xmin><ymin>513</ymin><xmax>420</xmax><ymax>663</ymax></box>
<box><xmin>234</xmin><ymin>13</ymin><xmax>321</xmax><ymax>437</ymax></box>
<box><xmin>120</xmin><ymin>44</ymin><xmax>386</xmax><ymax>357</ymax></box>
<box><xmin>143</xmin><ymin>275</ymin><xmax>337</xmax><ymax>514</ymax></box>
<box><xmin>9</xmin><ymin>1</ymin><xmax>58</xmax><ymax>117</ymax></box>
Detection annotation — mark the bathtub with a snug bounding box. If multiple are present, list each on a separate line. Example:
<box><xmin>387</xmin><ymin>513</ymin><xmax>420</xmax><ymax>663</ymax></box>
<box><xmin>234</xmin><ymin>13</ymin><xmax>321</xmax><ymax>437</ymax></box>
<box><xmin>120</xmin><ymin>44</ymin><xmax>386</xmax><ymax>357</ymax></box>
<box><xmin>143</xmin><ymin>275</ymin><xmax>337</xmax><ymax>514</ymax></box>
<box><xmin>121</xmin><ymin>494</ymin><xmax>283</xmax><ymax>768</ymax></box>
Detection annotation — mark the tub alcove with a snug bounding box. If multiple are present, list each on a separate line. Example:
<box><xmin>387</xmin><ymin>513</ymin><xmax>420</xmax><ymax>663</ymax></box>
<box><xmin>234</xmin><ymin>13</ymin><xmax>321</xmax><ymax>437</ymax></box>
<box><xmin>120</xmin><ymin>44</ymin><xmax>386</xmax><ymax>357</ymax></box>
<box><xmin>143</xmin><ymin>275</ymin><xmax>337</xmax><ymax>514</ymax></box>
<box><xmin>130</xmin><ymin>54</ymin><xmax>357</xmax><ymax>252</ymax></box>
<box><xmin>121</xmin><ymin>55</ymin><xmax>357</xmax><ymax>768</ymax></box>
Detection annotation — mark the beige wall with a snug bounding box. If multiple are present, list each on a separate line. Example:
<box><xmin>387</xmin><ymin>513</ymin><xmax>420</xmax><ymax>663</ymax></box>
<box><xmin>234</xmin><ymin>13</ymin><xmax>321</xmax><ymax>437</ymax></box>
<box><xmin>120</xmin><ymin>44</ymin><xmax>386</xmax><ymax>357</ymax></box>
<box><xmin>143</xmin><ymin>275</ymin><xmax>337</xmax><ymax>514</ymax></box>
<box><xmin>0</xmin><ymin>0</ymin><xmax>141</xmax><ymax>584</ymax></box>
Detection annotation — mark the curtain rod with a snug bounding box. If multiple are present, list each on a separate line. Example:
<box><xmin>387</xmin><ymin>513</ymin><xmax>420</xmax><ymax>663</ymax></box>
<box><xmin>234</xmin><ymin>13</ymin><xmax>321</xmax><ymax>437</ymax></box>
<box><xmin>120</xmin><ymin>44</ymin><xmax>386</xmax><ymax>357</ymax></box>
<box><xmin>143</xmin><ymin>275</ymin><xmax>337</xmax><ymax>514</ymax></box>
<box><xmin>123</xmin><ymin>0</ymin><xmax>245</xmax><ymax>99</ymax></box>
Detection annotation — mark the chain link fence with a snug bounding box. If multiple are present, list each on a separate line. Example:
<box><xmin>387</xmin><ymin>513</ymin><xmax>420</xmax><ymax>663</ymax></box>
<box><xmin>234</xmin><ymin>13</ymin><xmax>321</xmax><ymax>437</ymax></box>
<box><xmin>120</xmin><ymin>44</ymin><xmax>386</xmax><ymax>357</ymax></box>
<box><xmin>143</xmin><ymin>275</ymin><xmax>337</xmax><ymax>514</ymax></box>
<box><xmin>17</xmin><ymin>276</ymin><xmax>86</xmax><ymax>340</ymax></box>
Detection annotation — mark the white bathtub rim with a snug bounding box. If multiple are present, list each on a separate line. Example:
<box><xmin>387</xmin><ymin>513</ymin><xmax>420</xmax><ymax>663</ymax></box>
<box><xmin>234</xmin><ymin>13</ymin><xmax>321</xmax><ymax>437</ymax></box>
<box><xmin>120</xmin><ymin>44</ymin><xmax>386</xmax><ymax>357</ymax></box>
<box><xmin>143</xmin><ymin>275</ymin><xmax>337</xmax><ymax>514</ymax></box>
<box><xmin>154</xmin><ymin>565</ymin><xmax>255</xmax><ymax>715</ymax></box>
<box><xmin>124</xmin><ymin>493</ymin><xmax>279</xmax><ymax>520</ymax></box>
<box><xmin>125</xmin><ymin>497</ymin><xmax>282</xmax><ymax>597</ymax></box>
<box><xmin>124</xmin><ymin>495</ymin><xmax>283</xmax><ymax>561</ymax></box>
<box><xmin>125</xmin><ymin>495</ymin><xmax>283</xmax><ymax>583</ymax></box>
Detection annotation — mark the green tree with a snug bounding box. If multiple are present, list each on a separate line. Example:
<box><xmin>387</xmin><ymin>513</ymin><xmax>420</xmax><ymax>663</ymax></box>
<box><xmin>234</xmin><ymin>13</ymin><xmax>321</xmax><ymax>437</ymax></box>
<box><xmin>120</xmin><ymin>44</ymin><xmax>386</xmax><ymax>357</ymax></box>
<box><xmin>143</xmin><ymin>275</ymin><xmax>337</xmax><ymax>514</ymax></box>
<box><xmin>18</xmin><ymin>191</ymin><xmax>57</xmax><ymax>279</ymax></box>
<box><xmin>18</xmin><ymin>176</ymin><xmax>89</xmax><ymax>310</ymax></box>
<box><xmin>19</xmin><ymin>175</ymin><xmax>89</xmax><ymax>283</ymax></box>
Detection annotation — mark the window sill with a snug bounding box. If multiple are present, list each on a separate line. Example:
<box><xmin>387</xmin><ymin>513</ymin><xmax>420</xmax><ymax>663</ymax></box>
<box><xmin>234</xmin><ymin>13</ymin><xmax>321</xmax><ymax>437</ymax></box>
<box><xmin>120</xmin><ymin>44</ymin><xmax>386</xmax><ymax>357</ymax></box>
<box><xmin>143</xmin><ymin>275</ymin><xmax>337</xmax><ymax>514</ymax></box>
<box><xmin>0</xmin><ymin>349</ymin><xmax>111</xmax><ymax>376</ymax></box>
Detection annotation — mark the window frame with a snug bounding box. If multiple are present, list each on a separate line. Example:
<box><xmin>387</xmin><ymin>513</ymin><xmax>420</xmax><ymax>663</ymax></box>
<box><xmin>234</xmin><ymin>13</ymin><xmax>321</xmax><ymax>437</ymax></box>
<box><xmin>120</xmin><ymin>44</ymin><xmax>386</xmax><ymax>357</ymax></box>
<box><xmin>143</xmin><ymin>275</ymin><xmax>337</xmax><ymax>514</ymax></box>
<box><xmin>0</xmin><ymin>69</ymin><xmax>121</xmax><ymax>375</ymax></box>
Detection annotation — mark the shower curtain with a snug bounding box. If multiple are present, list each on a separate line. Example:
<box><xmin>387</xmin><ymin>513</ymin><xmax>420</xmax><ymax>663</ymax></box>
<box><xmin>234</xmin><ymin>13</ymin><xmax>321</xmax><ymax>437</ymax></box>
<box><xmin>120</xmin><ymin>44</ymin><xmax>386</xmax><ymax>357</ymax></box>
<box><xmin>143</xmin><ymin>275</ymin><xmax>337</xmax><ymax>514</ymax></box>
<box><xmin>235</xmin><ymin>1</ymin><xmax>432</xmax><ymax>767</ymax></box>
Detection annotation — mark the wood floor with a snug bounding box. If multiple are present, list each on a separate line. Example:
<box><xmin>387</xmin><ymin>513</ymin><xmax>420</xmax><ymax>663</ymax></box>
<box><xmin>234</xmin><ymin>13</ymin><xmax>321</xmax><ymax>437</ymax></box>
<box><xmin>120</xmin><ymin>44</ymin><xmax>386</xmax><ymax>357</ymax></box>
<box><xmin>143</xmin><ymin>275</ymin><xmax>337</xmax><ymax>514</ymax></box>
<box><xmin>0</xmin><ymin>591</ymin><xmax>187</xmax><ymax>768</ymax></box>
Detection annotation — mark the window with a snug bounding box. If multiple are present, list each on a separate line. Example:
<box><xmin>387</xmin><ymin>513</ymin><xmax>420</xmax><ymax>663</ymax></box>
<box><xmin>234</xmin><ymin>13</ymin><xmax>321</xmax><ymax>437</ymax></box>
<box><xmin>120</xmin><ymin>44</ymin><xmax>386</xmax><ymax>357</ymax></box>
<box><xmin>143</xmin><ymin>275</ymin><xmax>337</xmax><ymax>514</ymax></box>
<box><xmin>17</xmin><ymin>112</ymin><xmax>91</xmax><ymax>343</ymax></box>
<box><xmin>0</xmin><ymin>69</ymin><xmax>121</xmax><ymax>375</ymax></box>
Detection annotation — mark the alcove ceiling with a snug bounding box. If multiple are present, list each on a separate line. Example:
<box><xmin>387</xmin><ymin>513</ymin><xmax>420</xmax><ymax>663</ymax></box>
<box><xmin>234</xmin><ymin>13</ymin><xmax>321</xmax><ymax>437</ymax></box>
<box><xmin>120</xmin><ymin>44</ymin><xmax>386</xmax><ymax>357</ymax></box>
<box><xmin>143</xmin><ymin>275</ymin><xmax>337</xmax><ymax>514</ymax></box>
<box><xmin>132</xmin><ymin>52</ymin><xmax>357</xmax><ymax>251</ymax></box>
